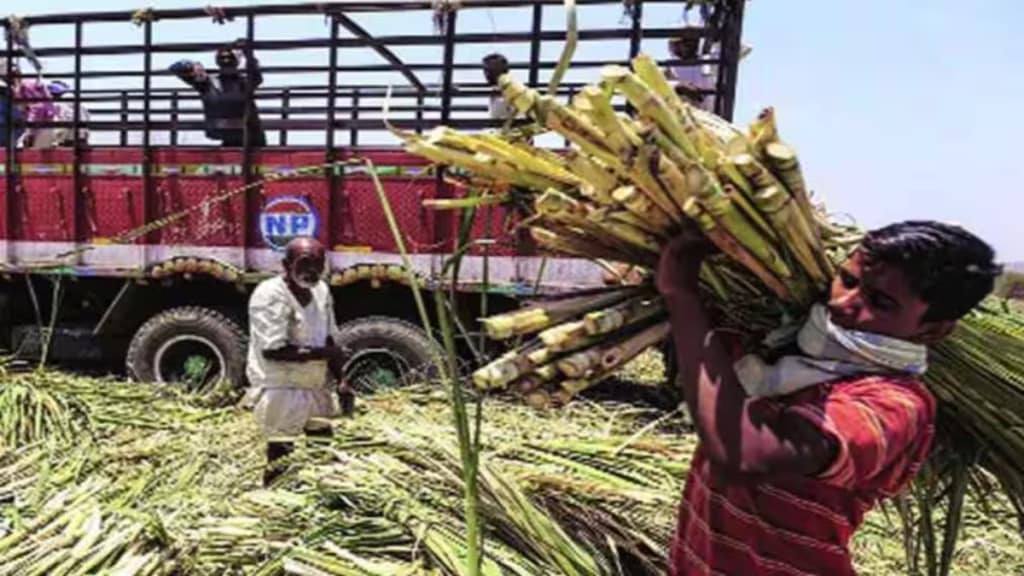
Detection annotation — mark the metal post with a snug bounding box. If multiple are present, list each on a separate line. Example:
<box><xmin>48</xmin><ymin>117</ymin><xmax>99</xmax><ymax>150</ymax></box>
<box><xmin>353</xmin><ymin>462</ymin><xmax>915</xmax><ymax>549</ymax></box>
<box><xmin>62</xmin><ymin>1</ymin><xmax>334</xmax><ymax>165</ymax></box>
<box><xmin>716</xmin><ymin>0</ymin><xmax>745</xmax><ymax>121</ymax></box>
<box><xmin>72</xmin><ymin>21</ymin><xmax>84</xmax><ymax>248</ymax></box>
<box><xmin>119</xmin><ymin>90</ymin><xmax>128</xmax><ymax>146</ymax></box>
<box><xmin>280</xmin><ymin>88</ymin><xmax>289</xmax><ymax>145</ymax></box>
<box><xmin>326</xmin><ymin>15</ymin><xmax>340</xmax><ymax>249</ymax></box>
<box><xmin>242</xmin><ymin>13</ymin><xmax>257</xmax><ymax>265</ymax></box>
<box><xmin>350</xmin><ymin>89</ymin><xmax>359</xmax><ymax>148</ymax></box>
<box><xmin>439</xmin><ymin>10</ymin><xmax>457</xmax><ymax>124</ymax></box>
<box><xmin>435</xmin><ymin>9</ymin><xmax>458</xmax><ymax>250</ymax></box>
<box><xmin>142</xmin><ymin>20</ymin><xmax>153</xmax><ymax>251</ymax></box>
<box><xmin>169</xmin><ymin>90</ymin><xmax>178</xmax><ymax>146</ymax></box>
<box><xmin>415</xmin><ymin>90</ymin><xmax>424</xmax><ymax>134</ymax></box>
<box><xmin>528</xmin><ymin>3</ymin><xmax>543</xmax><ymax>87</ymax></box>
<box><xmin>628</xmin><ymin>0</ymin><xmax>644</xmax><ymax>58</ymax></box>
<box><xmin>243</xmin><ymin>13</ymin><xmax>255</xmax><ymax>180</ymax></box>
<box><xmin>4</xmin><ymin>23</ymin><xmax>15</xmax><ymax>259</ymax></box>
<box><xmin>626</xmin><ymin>1</ymin><xmax>643</xmax><ymax>116</ymax></box>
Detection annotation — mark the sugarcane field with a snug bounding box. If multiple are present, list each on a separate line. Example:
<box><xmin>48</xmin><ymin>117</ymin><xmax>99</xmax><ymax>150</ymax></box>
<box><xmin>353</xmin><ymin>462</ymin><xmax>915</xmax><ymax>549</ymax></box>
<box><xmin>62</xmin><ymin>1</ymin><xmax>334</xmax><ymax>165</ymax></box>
<box><xmin>1</xmin><ymin>1</ymin><xmax>1022</xmax><ymax>576</ymax></box>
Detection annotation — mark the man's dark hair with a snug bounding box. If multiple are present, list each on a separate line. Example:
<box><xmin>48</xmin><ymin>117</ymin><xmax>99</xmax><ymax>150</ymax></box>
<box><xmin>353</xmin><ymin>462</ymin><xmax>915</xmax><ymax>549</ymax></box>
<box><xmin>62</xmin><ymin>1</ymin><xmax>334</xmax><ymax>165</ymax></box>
<box><xmin>482</xmin><ymin>53</ymin><xmax>509</xmax><ymax>86</ymax></box>
<box><xmin>861</xmin><ymin>220</ymin><xmax>1002</xmax><ymax>321</ymax></box>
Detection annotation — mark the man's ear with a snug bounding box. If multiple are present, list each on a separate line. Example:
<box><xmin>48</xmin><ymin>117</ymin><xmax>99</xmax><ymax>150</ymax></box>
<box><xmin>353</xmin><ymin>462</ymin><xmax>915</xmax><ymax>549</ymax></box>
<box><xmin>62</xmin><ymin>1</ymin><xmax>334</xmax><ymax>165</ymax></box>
<box><xmin>914</xmin><ymin>319</ymin><xmax>956</xmax><ymax>345</ymax></box>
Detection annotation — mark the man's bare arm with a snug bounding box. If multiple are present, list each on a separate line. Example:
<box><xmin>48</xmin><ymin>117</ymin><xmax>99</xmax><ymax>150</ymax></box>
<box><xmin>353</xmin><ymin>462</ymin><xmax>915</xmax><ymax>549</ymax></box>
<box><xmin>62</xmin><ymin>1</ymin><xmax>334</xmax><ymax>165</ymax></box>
<box><xmin>658</xmin><ymin>232</ymin><xmax>836</xmax><ymax>476</ymax></box>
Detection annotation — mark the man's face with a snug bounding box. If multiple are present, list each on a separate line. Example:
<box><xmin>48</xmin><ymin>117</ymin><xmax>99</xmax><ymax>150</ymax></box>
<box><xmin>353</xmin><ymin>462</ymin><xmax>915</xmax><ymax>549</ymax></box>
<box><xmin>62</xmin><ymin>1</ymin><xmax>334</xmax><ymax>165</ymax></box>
<box><xmin>670</xmin><ymin>39</ymin><xmax>700</xmax><ymax>59</ymax></box>
<box><xmin>216</xmin><ymin>51</ymin><xmax>239</xmax><ymax>71</ymax></box>
<box><xmin>286</xmin><ymin>253</ymin><xmax>325</xmax><ymax>290</ymax></box>
<box><xmin>827</xmin><ymin>250</ymin><xmax>938</xmax><ymax>341</ymax></box>
<box><xmin>483</xmin><ymin>60</ymin><xmax>507</xmax><ymax>86</ymax></box>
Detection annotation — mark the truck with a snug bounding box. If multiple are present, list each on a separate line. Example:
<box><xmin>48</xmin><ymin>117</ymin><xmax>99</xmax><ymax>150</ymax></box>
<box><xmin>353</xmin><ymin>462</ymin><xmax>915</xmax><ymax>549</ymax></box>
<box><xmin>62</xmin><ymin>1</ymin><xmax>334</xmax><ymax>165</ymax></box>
<box><xmin>0</xmin><ymin>0</ymin><xmax>745</xmax><ymax>392</ymax></box>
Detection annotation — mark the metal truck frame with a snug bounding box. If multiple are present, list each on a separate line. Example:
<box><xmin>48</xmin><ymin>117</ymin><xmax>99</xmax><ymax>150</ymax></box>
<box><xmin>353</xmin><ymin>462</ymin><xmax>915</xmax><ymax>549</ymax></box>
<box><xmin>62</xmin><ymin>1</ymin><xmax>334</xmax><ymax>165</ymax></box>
<box><xmin>0</xmin><ymin>0</ymin><xmax>744</xmax><ymax>390</ymax></box>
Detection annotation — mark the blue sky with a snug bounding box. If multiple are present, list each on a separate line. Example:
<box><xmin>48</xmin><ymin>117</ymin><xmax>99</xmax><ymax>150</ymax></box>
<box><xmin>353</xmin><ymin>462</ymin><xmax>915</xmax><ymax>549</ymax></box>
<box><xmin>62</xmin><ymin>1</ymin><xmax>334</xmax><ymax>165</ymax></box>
<box><xmin>10</xmin><ymin>0</ymin><xmax>1022</xmax><ymax>261</ymax></box>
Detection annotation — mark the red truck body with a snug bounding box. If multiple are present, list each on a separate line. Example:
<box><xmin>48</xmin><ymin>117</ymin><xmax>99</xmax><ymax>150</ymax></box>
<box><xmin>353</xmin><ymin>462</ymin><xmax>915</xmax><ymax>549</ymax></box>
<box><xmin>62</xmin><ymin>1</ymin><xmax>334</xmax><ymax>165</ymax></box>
<box><xmin>0</xmin><ymin>1</ymin><xmax>744</xmax><ymax>388</ymax></box>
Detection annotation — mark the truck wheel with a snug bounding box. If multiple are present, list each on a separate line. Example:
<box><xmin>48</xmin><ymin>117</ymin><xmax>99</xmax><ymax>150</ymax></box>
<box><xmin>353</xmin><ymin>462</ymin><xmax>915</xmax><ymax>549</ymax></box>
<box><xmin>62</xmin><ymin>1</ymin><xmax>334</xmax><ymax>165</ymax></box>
<box><xmin>333</xmin><ymin>317</ymin><xmax>440</xmax><ymax>393</ymax></box>
<box><xmin>126</xmin><ymin>306</ymin><xmax>247</xmax><ymax>392</ymax></box>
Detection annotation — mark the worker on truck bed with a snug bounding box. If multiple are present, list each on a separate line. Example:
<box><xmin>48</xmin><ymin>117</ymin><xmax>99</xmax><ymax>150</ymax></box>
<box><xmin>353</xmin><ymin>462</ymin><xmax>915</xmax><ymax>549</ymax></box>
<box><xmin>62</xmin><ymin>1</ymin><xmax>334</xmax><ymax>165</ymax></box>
<box><xmin>483</xmin><ymin>52</ymin><xmax>514</xmax><ymax>121</ymax></box>
<box><xmin>667</xmin><ymin>32</ymin><xmax>717</xmax><ymax>111</ymax></box>
<box><xmin>170</xmin><ymin>39</ymin><xmax>266</xmax><ymax>147</ymax></box>
<box><xmin>657</xmin><ymin>220</ymin><xmax>1000</xmax><ymax>576</ymax></box>
<box><xmin>242</xmin><ymin>237</ymin><xmax>354</xmax><ymax>486</ymax></box>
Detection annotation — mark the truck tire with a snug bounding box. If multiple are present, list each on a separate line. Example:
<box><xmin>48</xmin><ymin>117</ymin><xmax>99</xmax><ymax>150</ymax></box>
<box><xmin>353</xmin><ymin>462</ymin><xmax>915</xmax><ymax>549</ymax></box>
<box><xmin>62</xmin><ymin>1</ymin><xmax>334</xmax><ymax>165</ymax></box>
<box><xmin>126</xmin><ymin>306</ymin><xmax>247</xmax><ymax>391</ymax></box>
<box><xmin>333</xmin><ymin>317</ymin><xmax>441</xmax><ymax>393</ymax></box>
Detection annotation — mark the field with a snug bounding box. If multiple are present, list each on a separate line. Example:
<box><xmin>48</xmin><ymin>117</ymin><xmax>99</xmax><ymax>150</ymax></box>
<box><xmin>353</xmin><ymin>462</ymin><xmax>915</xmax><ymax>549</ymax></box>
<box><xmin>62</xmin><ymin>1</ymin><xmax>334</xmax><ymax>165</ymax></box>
<box><xmin>0</xmin><ymin>357</ymin><xmax>1021</xmax><ymax>575</ymax></box>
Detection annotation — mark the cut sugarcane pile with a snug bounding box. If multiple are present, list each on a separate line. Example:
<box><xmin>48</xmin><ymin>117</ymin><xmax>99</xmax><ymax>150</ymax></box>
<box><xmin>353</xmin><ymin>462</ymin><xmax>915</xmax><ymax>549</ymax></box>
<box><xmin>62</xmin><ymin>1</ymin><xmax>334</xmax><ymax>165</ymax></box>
<box><xmin>399</xmin><ymin>55</ymin><xmax>1024</xmax><ymax>519</ymax></box>
<box><xmin>0</xmin><ymin>365</ymin><xmax>691</xmax><ymax>575</ymax></box>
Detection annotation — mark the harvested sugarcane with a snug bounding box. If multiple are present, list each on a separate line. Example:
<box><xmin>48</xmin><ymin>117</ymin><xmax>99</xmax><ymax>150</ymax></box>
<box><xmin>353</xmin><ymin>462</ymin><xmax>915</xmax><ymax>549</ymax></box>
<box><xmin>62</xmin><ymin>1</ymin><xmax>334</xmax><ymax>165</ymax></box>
<box><xmin>398</xmin><ymin>52</ymin><xmax>1024</xmax><ymax>554</ymax></box>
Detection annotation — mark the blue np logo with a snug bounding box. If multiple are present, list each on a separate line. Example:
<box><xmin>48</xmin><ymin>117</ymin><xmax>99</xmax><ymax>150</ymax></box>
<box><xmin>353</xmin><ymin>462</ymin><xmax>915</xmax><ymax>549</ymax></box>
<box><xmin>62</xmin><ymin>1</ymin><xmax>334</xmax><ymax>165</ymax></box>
<box><xmin>259</xmin><ymin>196</ymin><xmax>319</xmax><ymax>251</ymax></box>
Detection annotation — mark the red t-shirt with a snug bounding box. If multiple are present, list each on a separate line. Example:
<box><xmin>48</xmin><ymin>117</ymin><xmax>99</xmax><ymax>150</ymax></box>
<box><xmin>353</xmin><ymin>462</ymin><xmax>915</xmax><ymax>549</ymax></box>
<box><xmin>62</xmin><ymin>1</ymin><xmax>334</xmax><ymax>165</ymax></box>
<box><xmin>669</xmin><ymin>374</ymin><xmax>936</xmax><ymax>576</ymax></box>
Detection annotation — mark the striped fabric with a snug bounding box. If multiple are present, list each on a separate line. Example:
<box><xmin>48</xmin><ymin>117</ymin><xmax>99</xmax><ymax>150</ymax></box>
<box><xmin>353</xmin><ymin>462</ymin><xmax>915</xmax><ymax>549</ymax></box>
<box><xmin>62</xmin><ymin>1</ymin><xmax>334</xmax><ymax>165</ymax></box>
<box><xmin>670</xmin><ymin>374</ymin><xmax>936</xmax><ymax>576</ymax></box>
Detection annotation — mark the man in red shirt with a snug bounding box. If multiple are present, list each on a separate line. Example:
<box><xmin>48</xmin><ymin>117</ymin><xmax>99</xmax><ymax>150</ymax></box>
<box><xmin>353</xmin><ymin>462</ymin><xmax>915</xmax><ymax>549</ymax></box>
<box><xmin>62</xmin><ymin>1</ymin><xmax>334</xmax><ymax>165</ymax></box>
<box><xmin>657</xmin><ymin>220</ymin><xmax>1001</xmax><ymax>575</ymax></box>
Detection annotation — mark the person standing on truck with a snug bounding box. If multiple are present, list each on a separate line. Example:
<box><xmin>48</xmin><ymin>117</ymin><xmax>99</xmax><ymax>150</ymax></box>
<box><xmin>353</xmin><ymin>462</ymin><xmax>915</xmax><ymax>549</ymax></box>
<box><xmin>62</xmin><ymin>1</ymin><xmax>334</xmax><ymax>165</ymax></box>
<box><xmin>483</xmin><ymin>53</ymin><xmax>514</xmax><ymax>121</ymax></box>
<box><xmin>170</xmin><ymin>39</ymin><xmax>266</xmax><ymax>147</ymax></box>
<box><xmin>657</xmin><ymin>220</ymin><xmax>1000</xmax><ymax>576</ymax></box>
<box><xmin>33</xmin><ymin>81</ymin><xmax>90</xmax><ymax>148</ymax></box>
<box><xmin>667</xmin><ymin>32</ymin><xmax>717</xmax><ymax>111</ymax></box>
<box><xmin>1</xmin><ymin>60</ymin><xmax>59</xmax><ymax>149</ymax></box>
<box><xmin>243</xmin><ymin>236</ymin><xmax>354</xmax><ymax>486</ymax></box>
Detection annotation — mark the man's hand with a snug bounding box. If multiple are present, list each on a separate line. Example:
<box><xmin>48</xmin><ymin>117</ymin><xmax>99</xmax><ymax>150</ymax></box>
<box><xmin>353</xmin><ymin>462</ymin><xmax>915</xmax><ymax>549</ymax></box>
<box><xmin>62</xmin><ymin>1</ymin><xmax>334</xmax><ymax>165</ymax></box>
<box><xmin>656</xmin><ymin>221</ymin><xmax>713</xmax><ymax>297</ymax></box>
<box><xmin>234</xmin><ymin>38</ymin><xmax>253</xmax><ymax>55</ymax></box>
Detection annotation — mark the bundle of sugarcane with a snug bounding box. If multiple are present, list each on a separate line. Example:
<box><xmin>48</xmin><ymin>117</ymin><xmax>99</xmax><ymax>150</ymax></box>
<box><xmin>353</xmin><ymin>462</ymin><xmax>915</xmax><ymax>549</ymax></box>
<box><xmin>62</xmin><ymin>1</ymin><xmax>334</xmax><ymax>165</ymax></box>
<box><xmin>396</xmin><ymin>54</ymin><xmax>859</xmax><ymax>404</ymax></box>
<box><xmin>398</xmin><ymin>55</ymin><xmax>1024</xmax><ymax>516</ymax></box>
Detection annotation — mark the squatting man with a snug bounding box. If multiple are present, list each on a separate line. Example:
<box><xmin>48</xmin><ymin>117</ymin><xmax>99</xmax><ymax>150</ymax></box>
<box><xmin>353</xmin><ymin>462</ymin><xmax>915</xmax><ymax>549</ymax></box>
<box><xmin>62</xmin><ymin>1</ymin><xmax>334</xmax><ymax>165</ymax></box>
<box><xmin>242</xmin><ymin>237</ymin><xmax>354</xmax><ymax>486</ymax></box>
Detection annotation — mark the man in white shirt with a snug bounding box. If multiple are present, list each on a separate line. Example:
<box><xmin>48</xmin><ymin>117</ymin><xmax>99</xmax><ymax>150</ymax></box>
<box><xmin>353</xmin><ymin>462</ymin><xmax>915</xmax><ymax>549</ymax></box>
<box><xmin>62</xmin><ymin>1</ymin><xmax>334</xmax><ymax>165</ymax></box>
<box><xmin>43</xmin><ymin>81</ymin><xmax>90</xmax><ymax>147</ymax></box>
<box><xmin>244</xmin><ymin>236</ymin><xmax>352</xmax><ymax>485</ymax></box>
<box><xmin>483</xmin><ymin>53</ymin><xmax>514</xmax><ymax>121</ymax></box>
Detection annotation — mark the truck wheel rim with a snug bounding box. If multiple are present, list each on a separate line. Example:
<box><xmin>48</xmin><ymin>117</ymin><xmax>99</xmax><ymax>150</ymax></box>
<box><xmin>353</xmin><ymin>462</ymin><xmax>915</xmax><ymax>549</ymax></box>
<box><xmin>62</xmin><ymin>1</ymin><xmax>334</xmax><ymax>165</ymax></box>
<box><xmin>344</xmin><ymin>348</ymin><xmax>413</xmax><ymax>392</ymax></box>
<box><xmin>153</xmin><ymin>334</ymin><xmax>226</xmax><ymax>390</ymax></box>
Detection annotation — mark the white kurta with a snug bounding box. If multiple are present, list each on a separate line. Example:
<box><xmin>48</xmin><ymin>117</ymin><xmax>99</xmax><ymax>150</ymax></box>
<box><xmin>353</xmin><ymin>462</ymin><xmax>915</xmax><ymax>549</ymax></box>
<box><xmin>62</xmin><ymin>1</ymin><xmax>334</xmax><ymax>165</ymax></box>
<box><xmin>242</xmin><ymin>276</ymin><xmax>344</xmax><ymax>439</ymax></box>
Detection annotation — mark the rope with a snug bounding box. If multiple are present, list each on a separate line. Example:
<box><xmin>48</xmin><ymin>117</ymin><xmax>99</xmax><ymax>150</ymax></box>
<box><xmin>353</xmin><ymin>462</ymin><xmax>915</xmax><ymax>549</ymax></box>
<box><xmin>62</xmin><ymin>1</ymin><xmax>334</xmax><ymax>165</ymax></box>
<box><xmin>130</xmin><ymin>7</ymin><xmax>157</xmax><ymax>27</ymax></box>
<box><xmin>203</xmin><ymin>5</ymin><xmax>234</xmax><ymax>25</ymax></box>
<box><xmin>48</xmin><ymin>160</ymin><xmax>383</xmax><ymax>265</ymax></box>
<box><xmin>5</xmin><ymin>15</ymin><xmax>43</xmax><ymax>77</ymax></box>
<box><xmin>431</xmin><ymin>0</ymin><xmax>462</xmax><ymax>35</ymax></box>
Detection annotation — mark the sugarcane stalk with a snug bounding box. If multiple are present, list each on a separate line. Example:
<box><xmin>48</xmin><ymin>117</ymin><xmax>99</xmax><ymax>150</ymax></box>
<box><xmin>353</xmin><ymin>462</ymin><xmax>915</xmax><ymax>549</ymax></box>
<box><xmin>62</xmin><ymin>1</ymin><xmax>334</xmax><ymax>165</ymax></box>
<box><xmin>601</xmin><ymin>65</ymin><xmax>698</xmax><ymax>161</ymax></box>
<box><xmin>565</xmin><ymin>151</ymin><xmax>618</xmax><ymax>206</ymax></box>
<box><xmin>683</xmin><ymin>198</ymin><xmax>792</xmax><ymax>300</ymax></box>
<box><xmin>605</xmin><ymin>209</ymin><xmax>668</xmax><ymax>237</ymax></box>
<box><xmin>539</xmin><ymin>321</ymin><xmax>588</xmax><ymax>351</ymax></box>
<box><xmin>557</xmin><ymin>346</ymin><xmax>605</xmax><ymax>379</ymax></box>
<box><xmin>627</xmin><ymin>143</ymin><xmax>685</xmax><ymax>221</ymax></box>
<box><xmin>531</xmin><ymin>227</ymin><xmax>652</xmax><ymax>267</ymax></box>
<box><xmin>748</xmin><ymin>107</ymin><xmax>779</xmax><ymax>157</ymax></box>
<box><xmin>579</xmin><ymin>85</ymin><xmax>640</xmax><ymax>159</ymax></box>
<box><xmin>750</xmin><ymin>185</ymin><xmax>830</xmax><ymax>286</ymax></box>
<box><xmin>536</xmin><ymin>190</ymin><xmax>661</xmax><ymax>257</ymax></box>
<box><xmin>630</xmin><ymin>53</ymin><xmax>689</xmax><ymax>119</ymax></box>
<box><xmin>481</xmin><ymin>289</ymin><xmax>639</xmax><ymax>341</ymax></box>
<box><xmin>599</xmin><ymin>321</ymin><xmax>671</xmax><ymax>372</ymax></box>
<box><xmin>584</xmin><ymin>297</ymin><xmax>665</xmax><ymax>335</ymax></box>
<box><xmin>610</xmin><ymin>186</ymin><xmax>674</xmax><ymax>235</ymax></box>
<box><xmin>700</xmin><ymin>193</ymin><xmax>794</xmax><ymax>282</ymax></box>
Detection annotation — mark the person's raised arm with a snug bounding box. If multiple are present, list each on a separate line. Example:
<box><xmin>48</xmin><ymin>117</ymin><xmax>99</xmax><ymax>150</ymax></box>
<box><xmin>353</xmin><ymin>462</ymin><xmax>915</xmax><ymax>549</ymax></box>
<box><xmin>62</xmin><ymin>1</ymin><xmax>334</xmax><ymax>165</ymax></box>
<box><xmin>656</xmin><ymin>228</ymin><xmax>836</xmax><ymax>476</ymax></box>
<box><xmin>236</xmin><ymin>39</ymin><xmax>263</xmax><ymax>90</ymax></box>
